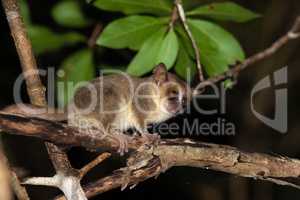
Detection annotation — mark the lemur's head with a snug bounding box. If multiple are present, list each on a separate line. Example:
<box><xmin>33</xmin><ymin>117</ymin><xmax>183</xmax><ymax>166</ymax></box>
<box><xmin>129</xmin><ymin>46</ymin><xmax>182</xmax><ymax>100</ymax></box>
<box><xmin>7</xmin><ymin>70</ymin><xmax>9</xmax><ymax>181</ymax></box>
<box><xmin>151</xmin><ymin>63</ymin><xmax>192</xmax><ymax>116</ymax></box>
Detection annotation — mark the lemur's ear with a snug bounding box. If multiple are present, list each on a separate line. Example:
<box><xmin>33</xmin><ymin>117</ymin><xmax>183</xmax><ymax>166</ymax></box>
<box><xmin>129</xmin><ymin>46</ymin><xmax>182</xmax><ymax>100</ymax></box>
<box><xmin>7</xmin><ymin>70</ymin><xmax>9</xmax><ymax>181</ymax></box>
<box><xmin>153</xmin><ymin>63</ymin><xmax>168</xmax><ymax>85</ymax></box>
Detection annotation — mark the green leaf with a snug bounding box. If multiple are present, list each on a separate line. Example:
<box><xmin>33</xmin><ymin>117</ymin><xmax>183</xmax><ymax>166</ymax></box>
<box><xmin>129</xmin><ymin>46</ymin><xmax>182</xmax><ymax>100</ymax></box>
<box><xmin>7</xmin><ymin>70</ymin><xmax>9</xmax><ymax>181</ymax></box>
<box><xmin>127</xmin><ymin>28</ymin><xmax>179</xmax><ymax>76</ymax></box>
<box><xmin>27</xmin><ymin>25</ymin><xmax>86</xmax><ymax>55</ymax></box>
<box><xmin>97</xmin><ymin>16</ymin><xmax>166</xmax><ymax>50</ymax></box>
<box><xmin>174</xmin><ymin>26</ymin><xmax>195</xmax><ymax>59</ymax></box>
<box><xmin>187</xmin><ymin>2</ymin><xmax>260</xmax><ymax>23</ymax></box>
<box><xmin>52</xmin><ymin>0</ymin><xmax>91</xmax><ymax>28</ymax></box>
<box><xmin>57</xmin><ymin>49</ymin><xmax>95</xmax><ymax>106</ymax></box>
<box><xmin>127</xmin><ymin>28</ymin><xmax>165</xmax><ymax>76</ymax></box>
<box><xmin>200</xmin><ymin>48</ymin><xmax>230</xmax><ymax>76</ymax></box>
<box><xmin>175</xmin><ymin>25</ymin><xmax>224</xmax><ymax>76</ymax></box>
<box><xmin>187</xmin><ymin>19</ymin><xmax>245</xmax><ymax>76</ymax></box>
<box><xmin>62</xmin><ymin>32</ymin><xmax>87</xmax><ymax>43</ymax></box>
<box><xmin>19</xmin><ymin>0</ymin><xmax>31</xmax><ymax>25</ymax></box>
<box><xmin>155</xmin><ymin>28</ymin><xmax>179</xmax><ymax>69</ymax></box>
<box><xmin>93</xmin><ymin>0</ymin><xmax>172</xmax><ymax>15</ymax></box>
<box><xmin>175</xmin><ymin>43</ymin><xmax>197</xmax><ymax>81</ymax></box>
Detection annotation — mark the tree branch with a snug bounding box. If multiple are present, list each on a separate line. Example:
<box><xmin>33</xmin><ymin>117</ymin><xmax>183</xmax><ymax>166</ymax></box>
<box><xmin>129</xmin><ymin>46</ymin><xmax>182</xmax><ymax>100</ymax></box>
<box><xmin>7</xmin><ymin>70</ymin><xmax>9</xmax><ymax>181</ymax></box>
<box><xmin>0</xmin><ymin>146</ymin><xmax>13</xmax><ymax>200</ymax></box>
<box><xmin>56</xmin><ymin>140</ymin><xmax>300</xmax><ymax>199</ymax></box>
<box><xmin>78</xmin><ymin>153</ymin><xmax>111</xmax><ymax>179</ymax></box>
<box><xmin>1</xmin><ymin>112</ymin><xmax>300</xmax><ymax>199</ymax></box>
<box><xmin>1</xmin><ymin>0</ymin><xmax>45</xmax><ymax>106</ymax></box>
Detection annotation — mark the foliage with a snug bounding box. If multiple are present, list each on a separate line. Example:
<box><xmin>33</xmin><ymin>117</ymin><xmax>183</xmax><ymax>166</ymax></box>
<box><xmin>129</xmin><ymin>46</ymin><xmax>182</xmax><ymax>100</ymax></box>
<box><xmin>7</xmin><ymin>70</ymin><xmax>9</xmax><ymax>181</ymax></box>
<box><xmin>94</xmin><ymin>0</ymin><xmax>258</xmax><ymax>78</ymax></box>
<box><xmin>51</xmin><ymin>0</ymin><xmax>92</xmax><ymax>28</ymax></box>
<box><xmin>20</xmin><ymin>0</ymin><xmax>259</xmax><ymax>104</ymax></box>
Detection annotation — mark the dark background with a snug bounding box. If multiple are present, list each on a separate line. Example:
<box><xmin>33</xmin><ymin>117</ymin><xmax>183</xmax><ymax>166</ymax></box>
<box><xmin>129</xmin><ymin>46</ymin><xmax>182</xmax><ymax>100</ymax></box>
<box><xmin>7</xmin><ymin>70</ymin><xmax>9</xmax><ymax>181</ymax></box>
<box><xmin>1</xmin><ymin>0</ymin><xmax>300</xmax><ymax>199</ymax></box>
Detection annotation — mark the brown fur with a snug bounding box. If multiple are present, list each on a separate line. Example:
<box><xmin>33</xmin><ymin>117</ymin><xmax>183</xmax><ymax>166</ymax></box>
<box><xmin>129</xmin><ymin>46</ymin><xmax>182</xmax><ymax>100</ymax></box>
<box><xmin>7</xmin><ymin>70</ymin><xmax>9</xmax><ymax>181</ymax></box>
<box><xmin>2</xmin><ymin>64</ymin><xmax>192</xmax><ymax>135</ymax></box>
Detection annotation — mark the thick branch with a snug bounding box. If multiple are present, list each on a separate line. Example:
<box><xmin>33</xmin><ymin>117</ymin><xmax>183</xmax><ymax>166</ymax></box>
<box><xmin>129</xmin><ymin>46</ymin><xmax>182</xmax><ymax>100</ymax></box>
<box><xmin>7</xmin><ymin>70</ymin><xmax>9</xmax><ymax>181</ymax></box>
<box><xmin>56</xmin><ymin>140</ymin><xmax>300</xmax><ymax>200</ymax></box>
<box><xmin>1</xmin><ymin>113</ymin><xmax>300</xmax><ymax>199</ymax></box>
<box><xmin>56</xmin><ymin>140</ymin><xmax>300</xmax><ymax>199</ymax></box>
<box><xmin>0</xmin><ymin>112</ymin><xmax>144</xmax><ymax>150</ymax></box>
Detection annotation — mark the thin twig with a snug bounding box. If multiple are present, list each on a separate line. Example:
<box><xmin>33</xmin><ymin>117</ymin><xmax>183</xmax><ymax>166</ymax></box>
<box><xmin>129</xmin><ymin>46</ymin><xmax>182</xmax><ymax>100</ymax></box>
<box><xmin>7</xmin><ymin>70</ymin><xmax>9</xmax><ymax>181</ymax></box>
<box><xmin>175</xmin><ymin>0</ymin><xmax>204</xmax><ymax>82</ymax></box>
<box><xmin>11</xmin><ymin>172</ymin><xmax>30</xmax><ymax>200</ymax></box>
<box><xmin>87</xmin><ymin>23</ymin><xmax>103</xmax><ymax>48</ymax></box>
<box><xmin>79</xmin><ymin>153</ymin><xmax>111</xmax><ymax>179</ymax></box>
<box><xmin>23</xmin><ymin>177</ymin><xmax>59</xmax><ymax>187</ymax></box>
<box><xmin>168</xmin><ymin>4</ymin><xmax>178</xmax><ymax>29</ymax></box>
<box><xmin>193</xmin><ymin>16</ymin><xmax>300</xmax><ymax>94</ymax></box>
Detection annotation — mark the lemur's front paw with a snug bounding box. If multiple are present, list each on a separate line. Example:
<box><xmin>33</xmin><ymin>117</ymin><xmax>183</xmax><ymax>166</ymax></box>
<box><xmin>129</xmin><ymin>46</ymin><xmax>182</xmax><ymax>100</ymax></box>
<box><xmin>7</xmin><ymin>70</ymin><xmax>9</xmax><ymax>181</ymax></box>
<box><xmin>140</xmin><ymin>132</ymin><xmax>160</xmax><ymax>147</ymax></box>
<box><xmin>113</xmin><ymin>132</ymin><xmax>129</xmax><ymax>156</ymax></box>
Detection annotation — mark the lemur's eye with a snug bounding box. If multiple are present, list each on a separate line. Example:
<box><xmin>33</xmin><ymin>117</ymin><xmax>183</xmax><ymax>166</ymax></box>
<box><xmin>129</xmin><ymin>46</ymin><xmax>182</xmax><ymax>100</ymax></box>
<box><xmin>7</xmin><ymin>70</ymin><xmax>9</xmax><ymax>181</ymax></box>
<box><xmin>170</xmin><ymin>89</ymin><xmax>179</xmax><ymax>96</ymax></box>
<box><xmin>168</xmin><ymin>89</ymin><xmax>180</xmax><ymax>102</ymax></box>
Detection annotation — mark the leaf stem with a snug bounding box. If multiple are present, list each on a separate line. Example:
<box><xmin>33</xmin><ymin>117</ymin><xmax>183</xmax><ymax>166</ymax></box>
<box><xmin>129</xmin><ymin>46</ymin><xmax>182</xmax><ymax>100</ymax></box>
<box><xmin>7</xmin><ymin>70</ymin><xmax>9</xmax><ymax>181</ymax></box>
<box><xmin>174</xmin><ymin>0</ymin><xmax>204</xmax><ymax>82</ymax></box>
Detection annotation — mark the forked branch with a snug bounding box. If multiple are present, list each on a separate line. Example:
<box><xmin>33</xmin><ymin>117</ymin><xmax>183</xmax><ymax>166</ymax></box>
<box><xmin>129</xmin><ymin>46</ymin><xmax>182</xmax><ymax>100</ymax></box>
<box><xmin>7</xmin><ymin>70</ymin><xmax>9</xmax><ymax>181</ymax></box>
<box><xmin>1</xmin><ymin>113</ymin><xmax>300</xmax><ymax>200</ymax></box>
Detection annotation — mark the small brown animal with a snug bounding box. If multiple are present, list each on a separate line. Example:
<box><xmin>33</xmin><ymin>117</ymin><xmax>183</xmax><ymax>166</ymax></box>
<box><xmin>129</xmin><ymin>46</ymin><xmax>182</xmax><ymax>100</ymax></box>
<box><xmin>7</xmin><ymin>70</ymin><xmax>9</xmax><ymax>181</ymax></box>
<box><xmin>3</xmin><ymin>63</ymin><xmax>192</xmax><ymax>154</ymax></box>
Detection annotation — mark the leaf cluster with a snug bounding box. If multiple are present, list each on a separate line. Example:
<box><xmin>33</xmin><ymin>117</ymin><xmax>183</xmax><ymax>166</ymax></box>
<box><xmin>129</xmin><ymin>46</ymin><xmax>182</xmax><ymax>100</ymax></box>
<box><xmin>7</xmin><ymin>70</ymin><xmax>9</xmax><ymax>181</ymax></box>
<box><xmin>20</xmin><ymin>0</ymin><xmax>259</xmax><ymax>105</ymax></box>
